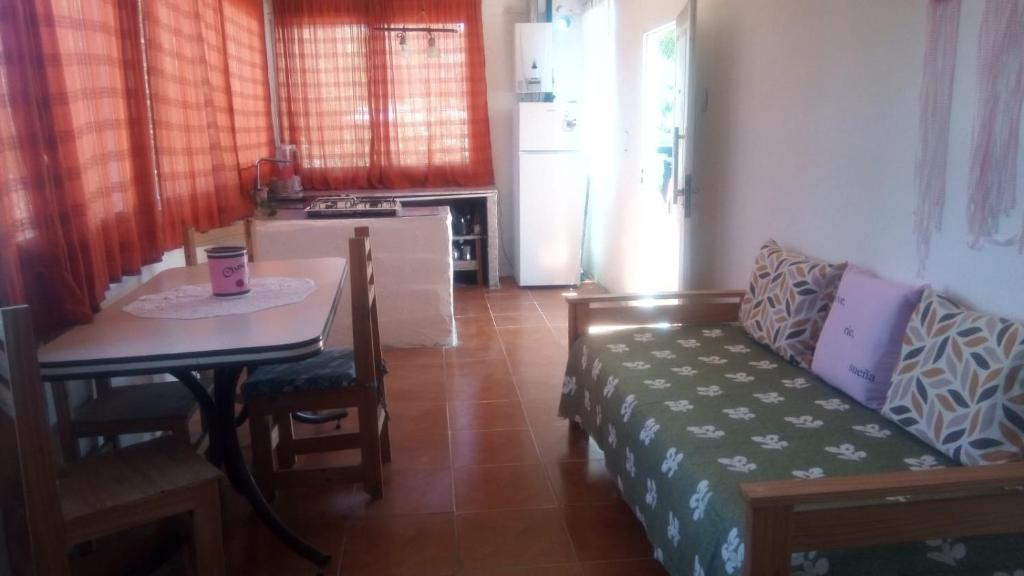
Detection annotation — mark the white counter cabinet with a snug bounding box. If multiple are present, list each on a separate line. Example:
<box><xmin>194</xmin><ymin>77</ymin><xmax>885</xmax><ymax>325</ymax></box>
<box><xmin>252</xmin><ymin>207</ymin><xmax>455</xmax><ymax>348</ymax></box>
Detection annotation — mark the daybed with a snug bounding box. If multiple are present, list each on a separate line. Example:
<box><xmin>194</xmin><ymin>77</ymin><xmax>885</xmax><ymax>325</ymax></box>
<box><xmin>560</xmin><ymin>282</ymin><xmax>1024</xmax><ymax>576</ymax></box>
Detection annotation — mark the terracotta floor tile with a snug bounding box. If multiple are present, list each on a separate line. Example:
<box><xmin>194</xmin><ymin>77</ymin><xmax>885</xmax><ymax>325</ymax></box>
<box><xmin>445</xmin><ymin>340</ymin><xmax>507</xmax><ymax>362</ymax></box>
<box><xmin>387</xmin><ymin>402</ymin><xmax>449</xmax><ymax>436</ymax></box>
<box><xmin>485</xmin><ymin>291</ymin><xmax>536</xmax><ymax>303</ymax></box>
<box><xmin>354</xmin><ymin>467</ymin><xmax>454</xmax><ymax>517</ymax></box>
<box><xmin>456</xmin><ymin>508</ymin><xmax>576</xmax><ymax>569</ymax></box>
<box><xmin>514</xmin><ymin>366</ymin><xmax>567</xmax><ymax>402</ymax></box>
<box><xmin>520</xmin><ymin>398</ymin><xmax>567</xmax><ymax>430</ymax></box>
<box><xmin>536</xmin><ymin>298</ymin><xmax>570</xmax><ymax>313</ymax></box>
<box><xmin>446</xmin><ymin>356</ymin><xmax>513</xmax><ymax>382</ymax></box>
<box><xmin>529</xmin><ymin>287</ymin><xmax>574</xmax><ymax>302</ymax></box>
<box><xmin>488</xmin><ymin>299</ymin><xmax>542</xmax><ymax>315</ymax></box>
<box><xmin>546</xmin><ymin>460</ymin><xmax>621</xmax><ymax>505</ymax></box>
<box><xmin>497</xmin><ymin>325</ymin><xmax>560</xmax><ymax>348</ymax></box>
<box><xmin>455</xmin><ymin>299</ymin><xmax>492</xmax><ymax>317</ymax></box>
<box><xmin>550</xmin><ymin>325</ymin><xmax>570</xmax><ymax>346</ymax></box>
<box><xmin>383</xmin><ymin>346</ymin><xmax>446</xmax><ymax>364</ymax></box>
<box><xmin>341</xmin><ymin>513</ymin><xmax>459</xmax><ymax>575</ymax></box>
<box><xmin>451</xmin><ymin>428</ymin><xmax>540</xmax><ymax>467</ymax></box>
<box><xmin>562</xmin><ymin>503</ymin><xmax>652</xmax><ymax>562</ymax></box>
<box><xmin>446</xmin><ymin>358</ymin><xmax>519</xmax><ymax>402</ymax></box>
<box><xmin>448</xmin><ymin>400</ymin><xmax>527</xmax><ymax>431</ymax></box>
<box><xmin>463</xmin><ymin>564</ymin><xmax>583</xmax><ymax>576</ymax></box>
<box><xmin>388</xmin><ymin>431</ymin><xmax>451</xmax><ymax>469</ymax></box>
<box><xmin>579</xmin><ymin>559</ymin><xmax>668</xmax><ymax>576</ymax></box>
<box><xmin>454</xmin><ymin>463</ymin><xmax>556</xmax><ymax>512</ymax></box>
<box><xmin>386</xmin><ymin>363</ymin><xmax>447</xmax><ymax>404</ymax></box>
<box><xmin>226</xmin><ymin>490</ymin><xmax>347</xmax><ymax>574</ymax></box>
<box><xmin>504</xmin><ymin>346</ymin><xmax>566</xmax><ymax>372</ymax></box>
<box><xmin>533</xmin><ymin>424</ymin><xmax>604</xmax><ymax>463</ymax></box>
<box><xmin>455</xmin><ymin>315</ymin><xmax>499</xmax><ymax>338</ymax></box>
<box><xmin>492</xmin><ymin>311</ymin><xmax>549</xmax><ymax>328</ymax></box>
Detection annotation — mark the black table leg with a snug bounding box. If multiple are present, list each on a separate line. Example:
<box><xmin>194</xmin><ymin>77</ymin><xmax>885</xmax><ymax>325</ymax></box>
<box><xmin>171</xmin><ymin>370</ymin><xmax>222</xmax><ymax>467</ymax></box>
<box><xmin>211</xmin><ymin>366</ymin><xmax>331</xmax><ymax>570</ymax></box>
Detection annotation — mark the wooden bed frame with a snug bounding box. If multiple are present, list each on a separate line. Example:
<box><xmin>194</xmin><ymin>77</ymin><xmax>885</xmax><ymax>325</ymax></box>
<box><xmin>566</xmin><ymin>290</ymin><xmax>1024</xmax><ymax>576</ymax></box>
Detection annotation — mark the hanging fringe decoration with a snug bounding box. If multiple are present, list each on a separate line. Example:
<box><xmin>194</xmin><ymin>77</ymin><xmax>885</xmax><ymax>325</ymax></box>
<box><xmin>966</xmin><ymin>0</ymin><xmax>1024</xmax><ymax>252</ymax></box>
<box><xmin>914</xmin><ymin>0</ymin><xmax>962</xmax><ymax>274</ymax></box>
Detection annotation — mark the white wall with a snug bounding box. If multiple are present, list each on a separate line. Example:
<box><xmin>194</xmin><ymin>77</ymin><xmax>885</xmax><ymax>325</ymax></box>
<box><xmin>483</xmin><ymin>0</ymin><xmax>531</xmax><ymax>275</ymax></box>
<box><xmin>688</xmin><ymin>0</ymin><xmax>1024</xmax><ymax>320</ymax></box>
<box><xmin>585</xmin><ymin>0</ymin><xmax>686</xmax><ymax>294</ymax></box>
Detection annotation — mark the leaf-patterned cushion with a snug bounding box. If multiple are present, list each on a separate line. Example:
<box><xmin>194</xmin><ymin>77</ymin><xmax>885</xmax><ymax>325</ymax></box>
<box><xmin>739</xmin><ymin>240</ymin><xmax>846</xmax><ymax>368</ymax></box>
<box><xmin>882</xmin><ymin>288</ymin><xmax>1024</xmax><ymax>465</ymax></box>
<box><xmin>244</xmin><ymin>348</ymin><xmax>359</xmax><ymax>398</ymax></box>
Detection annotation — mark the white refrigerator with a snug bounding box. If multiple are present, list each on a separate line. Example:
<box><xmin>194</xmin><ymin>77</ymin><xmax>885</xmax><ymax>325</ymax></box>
<box><xmin>514</xmin><ymin>102</ymin><xmax>586</xmax><ymax>286</ymax></box>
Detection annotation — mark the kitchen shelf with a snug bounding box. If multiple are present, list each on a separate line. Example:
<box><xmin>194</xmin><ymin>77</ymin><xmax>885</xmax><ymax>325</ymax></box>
<box><xmin>453</xmin><ymin>260</ymin><xmax>479</xmax><ymax>272</ymax></box>
<box><xmin>452</xmin><ymin>234</ymin><xmax>485</xmax><ymax>241</ymax></box>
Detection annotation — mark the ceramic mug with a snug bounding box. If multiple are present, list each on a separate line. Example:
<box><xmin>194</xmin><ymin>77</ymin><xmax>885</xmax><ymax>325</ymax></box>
<box><xmin>206</xmin><ymin>246</ymin><xmax>250</xmax><ymax>297</ymax></box>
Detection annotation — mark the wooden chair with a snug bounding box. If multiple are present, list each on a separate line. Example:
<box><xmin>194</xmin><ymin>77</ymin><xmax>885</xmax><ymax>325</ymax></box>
<box><xmin>245</xmin><ymin>227</ymin><xmax>391</xmax><ymax>500</ymax></box>
<box><xmin>183</xmin><ymin>219</ymin><xmax>255</xmax><ymax>266</ymax></box>
<box><xmin>0</xmin><ymin>305</ymin><xmax>225</xmax><ymax>575</ymax></box>
<box><xmin>47</xmin><ymin>219</ymin><xmax>258</xmax><ymax>462</ymax></box>
<box><xmin>184</xmin><ymin>218</ymin><xmax>349</xmax><ymax>430</ymax></box>
<box><xmin>49</xmin><ymin>376</ymin><xmax>205</xmax><ymax>462</ymax></box>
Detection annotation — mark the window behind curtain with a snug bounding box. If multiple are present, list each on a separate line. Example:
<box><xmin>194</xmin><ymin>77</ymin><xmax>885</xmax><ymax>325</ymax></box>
<box><xmin>143</xmin><ymin>0</ymin><xmax>261</xmax><ymax>247</ymax></box>
<box><xmin>0</xmin><ymin>0</ymin><xmax>274</xmax><ymax>334</ymax></box>
<box><xmin>0</xmin><ymin>0</ymin><xmax>160</xmax><ymax>334</ymax></box>
<box><xmin>223</xmin><ymin>0</ymin><xmax>275</xmax><ymax>168</ymax></box>
<box><xmin>276</xmin><ymin>15</ymin><xmax>372</xmax><ymax>185</ymax></box>
<box><xmin>274</xmin><ymin>0</ymin><xmax>494</xmax><ymax>190</ymax></box>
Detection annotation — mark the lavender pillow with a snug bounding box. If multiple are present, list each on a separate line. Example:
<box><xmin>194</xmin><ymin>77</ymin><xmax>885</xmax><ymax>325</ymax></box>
<box><xmin>810</xmin><ymin>267</ymin><xmax>925</xmax><ymax>409</ymax></box>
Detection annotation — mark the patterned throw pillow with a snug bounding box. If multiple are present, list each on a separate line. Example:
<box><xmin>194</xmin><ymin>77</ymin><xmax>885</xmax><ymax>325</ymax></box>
<box><xmin>739</xmin><ymin>240</ymin><xmax>846</xmax><ymax>368</ymax></box>
<box><xmin>882</xmin><ymin>288</ymin><xmax>1024</xmax><ymax>465</ymax></box>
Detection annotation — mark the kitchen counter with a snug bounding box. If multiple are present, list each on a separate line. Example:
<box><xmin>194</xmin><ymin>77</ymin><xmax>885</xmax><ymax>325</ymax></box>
<box><xmin>251</xmin><ymin>206</ymin><xmax>455</xmax><ymax>347</ymax></box>
<box><xmin>268</xmin><ymin>188</ymin><xmax>500</xmax><ymax>287</ymax></box>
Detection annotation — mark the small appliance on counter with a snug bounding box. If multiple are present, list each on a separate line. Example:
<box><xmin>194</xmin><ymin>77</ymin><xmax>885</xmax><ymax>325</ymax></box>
<box><xmin>271</xmin><ymin>144</ymin><xmax>303</xmax><ymax>200</ymax></box>
<box><xmin>304</xmin><ymin>196</ymin><xmax>402</xmax><ymax>219</ymax></box>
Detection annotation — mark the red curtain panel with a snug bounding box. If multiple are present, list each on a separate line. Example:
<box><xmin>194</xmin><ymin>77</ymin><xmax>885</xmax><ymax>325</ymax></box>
<box><xmin>143</xmin><ymin>0</ymin><xmax>247</xmax><ymax>249</ymax></box>
<box><xmin>274</xmin><ymin>0</ymin><xmax>495</xmax><ymax>190</ymax></box>
<box><xmin>0</xmin><ymin>0</ymin><xmax>273</xmax><ymax>335</ymax></box>
<box><xmin>223</xmin><ymin>0</ymin><xmax>276</xmax><ymax>190</ymax></box>
<box><xmin>0</xmin><ymin>0</ymin><xmax>160</xmax><ymax>336</ymax></box>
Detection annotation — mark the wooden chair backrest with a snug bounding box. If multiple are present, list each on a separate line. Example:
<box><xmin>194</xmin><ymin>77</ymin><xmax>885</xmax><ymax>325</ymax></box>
<box><xmin>0</xmin><ymin>306</ymin><xmax>69</xmax><ymax>575</ymax></box>
<box><xmin>183</xmin><ymin>219</ymin><xmax>255</xmax><ymax>266</ymax></box>
<box><xmin>349</xmin><ymin>227</ymin><xmax>382</xmax><ymax>388</ymax></box>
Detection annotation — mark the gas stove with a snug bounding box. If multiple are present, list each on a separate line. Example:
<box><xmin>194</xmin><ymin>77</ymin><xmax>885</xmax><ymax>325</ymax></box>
<box><xmin>304</xmin><ymin>196</ymin><xmax>402</xmax><ymax>219</ymax></box>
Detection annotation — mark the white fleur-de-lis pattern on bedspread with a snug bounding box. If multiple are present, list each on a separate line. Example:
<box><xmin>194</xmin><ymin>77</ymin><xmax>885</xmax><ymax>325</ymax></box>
<box><xmin>556</xmin><ymin>324</ymin><xmax>1021</xmax><ymax>576</ymax></box>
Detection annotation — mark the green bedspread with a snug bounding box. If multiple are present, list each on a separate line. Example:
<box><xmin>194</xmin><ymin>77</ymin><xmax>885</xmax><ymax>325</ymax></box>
<box><xmin>559</xmin><ymin>324</ymin><xmax>1024</xmax><ymax>576</ymax></box>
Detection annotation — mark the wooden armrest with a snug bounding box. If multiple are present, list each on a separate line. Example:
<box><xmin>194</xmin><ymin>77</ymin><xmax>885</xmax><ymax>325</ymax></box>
<box><xmin>740</xmin><ymin>462</ymin><xmax>1024</xmax><ymax>576</ymax></box>
<box><xmin>566</xmin><ymin>289</ymin><xmax>746</xmax><ymax>346</ymax></box>
<box><xmin>565</xmin><ymin>289</ymin><xmax>746</xmax><ymax>305</ymax></box>
<box><xmin>741</xmin><ymin>460</ymin><xmax>1024</xmax><ymax>507</ymax></box>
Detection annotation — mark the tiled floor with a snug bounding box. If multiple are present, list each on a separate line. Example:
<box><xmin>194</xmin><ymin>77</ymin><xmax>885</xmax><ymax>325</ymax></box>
<box><xmin>224</xmin><ymin>279</ymin><xmax>667</xmax><ymax>575</ymax></box>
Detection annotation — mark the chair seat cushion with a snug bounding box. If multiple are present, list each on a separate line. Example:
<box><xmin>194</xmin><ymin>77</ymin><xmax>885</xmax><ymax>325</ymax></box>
<box><xmin>244</xmin><ymin>348</ymin><xmax>358</xmax><ymax>398</ymax></box>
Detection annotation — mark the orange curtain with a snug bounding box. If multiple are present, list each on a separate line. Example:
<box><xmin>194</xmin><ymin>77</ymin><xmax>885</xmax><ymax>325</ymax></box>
<box><xmin>274</xmin><ymin>0</ymin><xmax>494</xmax><ymax>190</ymax></box>
<box><xmin>0</xmin><ymin>0</ymin><xmax>273</xmax><ymax>335</ymax></box>
<box><xmin>144</xmin><ymin>0</ymin><xmax>248</xmax><ymax>249</ymax></box>
<box><xmin>0</xmin><ymin>0</ymin><xmax>160</xmax><ymax>336</ymax></box>
<box><xmin>223</xmin><ymin>0</ymin><xmax>276</xmax><ymax>190</ymax></box>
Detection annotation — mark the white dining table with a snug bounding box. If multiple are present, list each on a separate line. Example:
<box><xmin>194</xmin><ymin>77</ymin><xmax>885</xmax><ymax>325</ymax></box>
<box><xmin>39</xmin><ymin>257</ymin><xmax>348</xmax><ymax>571</ymax></box>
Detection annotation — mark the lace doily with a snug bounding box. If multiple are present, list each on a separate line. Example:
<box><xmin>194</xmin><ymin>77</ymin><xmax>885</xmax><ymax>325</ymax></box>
<box><xmin>124</xmin><ymin>277</ymin><xmax>317</xmax><ymax>320</ymax></box>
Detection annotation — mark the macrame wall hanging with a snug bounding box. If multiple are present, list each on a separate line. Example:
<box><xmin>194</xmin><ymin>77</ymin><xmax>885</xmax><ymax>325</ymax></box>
<box><xmin>914</xmin><ymin>0</ymin><xmax>962</xmax><ymax>274</ymax></box>
<box><xmin>965</xmin><ymin>0</ymin><xmax>1024</xmax><ymax>252</ymax></box>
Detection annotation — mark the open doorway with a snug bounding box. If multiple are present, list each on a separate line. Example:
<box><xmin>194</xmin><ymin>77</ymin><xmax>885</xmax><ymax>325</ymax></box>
<box><xmin>633</xmin><ymin>20</ymin><xmax>682</xmax><ymax>290</ymax></box>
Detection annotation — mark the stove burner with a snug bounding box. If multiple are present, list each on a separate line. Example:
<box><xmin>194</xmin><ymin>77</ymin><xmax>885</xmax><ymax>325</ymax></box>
<box><xmin>305</xmin><ymin>196</ymin><xmax>402</xmax><ymax>218</ymax></box>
